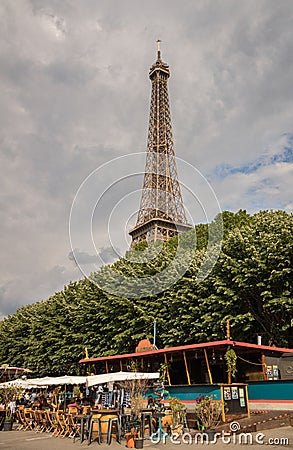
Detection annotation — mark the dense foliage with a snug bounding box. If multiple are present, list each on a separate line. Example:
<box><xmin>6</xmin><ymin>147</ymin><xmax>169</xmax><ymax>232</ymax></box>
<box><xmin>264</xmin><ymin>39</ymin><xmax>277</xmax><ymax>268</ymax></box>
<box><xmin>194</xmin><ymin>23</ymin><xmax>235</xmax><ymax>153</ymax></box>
<box><xmin>0</xmin><ymin>210</ymin><xmax>292</xmax><ymax>375</ymax></box>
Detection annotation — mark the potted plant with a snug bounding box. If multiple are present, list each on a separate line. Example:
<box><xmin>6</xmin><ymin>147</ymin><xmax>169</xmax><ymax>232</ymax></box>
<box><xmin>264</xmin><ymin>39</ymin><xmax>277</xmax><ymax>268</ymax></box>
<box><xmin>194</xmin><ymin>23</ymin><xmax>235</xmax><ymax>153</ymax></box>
<box><xmin>120</xmin><ymin>378</ymin><xmax>149</xmax><ymax>447</ymax></box>
<box><xmin>121</xmin><ymin>377</ymin><xmax>150</xmax><ymax>416</ymax></box>
<box><xmin>130</xmin><ymin>394</ymin><xmax>144</xmax><ymax>416</ymax></box>
<box><xmin>3</xmin><ymin>410</ymin><xmax>14</xmax><ymax>431</ymax></box>
<box><xmin>194</xmin><ymin>395</ymin><xmax>222</xmax><ymax>439</ymax></box>
<box><xmin>134</xmin><ymin>436</ymin><xmax>144</xmax><ymax>449</ymax></box>
<box><xmin>169</xmin><ymin>397</ymin><xmax>186</xmax><ymax>435</ymax></box>
<box><xmin>0</xmin><ymin>385</ymin><xmax>22</xmax><ymax>432</ymax></box>
<box><xmin>72</xmin><ymin>385</ymin><xmax>81</xmax><ymax>399</ymax></box>
<box><xmin>224</xmin><ymin>349</ymin><xmax>237</xmax><ymax>383</ymax></box>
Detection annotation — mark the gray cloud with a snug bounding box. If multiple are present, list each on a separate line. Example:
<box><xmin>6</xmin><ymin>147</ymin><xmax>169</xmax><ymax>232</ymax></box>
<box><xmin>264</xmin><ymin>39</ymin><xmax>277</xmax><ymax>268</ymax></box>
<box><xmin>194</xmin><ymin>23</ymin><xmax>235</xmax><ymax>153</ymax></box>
<box><xmin>0</xmin><ymin>265</ymin><xmax>80</xmax><ymax>317</ymax></box>
<box><xmin>99</xmin><ymin>246</ymin><xmax>121</xmax><ymax>264</ymax></box>
<box><xmin>68</xmin><ymin>249</ymin><xmax>98</xmax><ymax>265</ymax></box>
<box><xmin>1</xmin><ymin>0</ymin><xmax>293</xmax><ymax>314</ymax></box>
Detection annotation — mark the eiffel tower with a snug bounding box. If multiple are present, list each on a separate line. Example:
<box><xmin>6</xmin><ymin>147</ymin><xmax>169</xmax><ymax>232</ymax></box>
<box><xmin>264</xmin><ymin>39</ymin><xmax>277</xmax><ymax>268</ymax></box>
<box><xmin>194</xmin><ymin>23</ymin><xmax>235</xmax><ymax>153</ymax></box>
<box><xmin>129</xmin><ymin>41</ymin><xmax>192</xmax><ymax>246</ymax></box>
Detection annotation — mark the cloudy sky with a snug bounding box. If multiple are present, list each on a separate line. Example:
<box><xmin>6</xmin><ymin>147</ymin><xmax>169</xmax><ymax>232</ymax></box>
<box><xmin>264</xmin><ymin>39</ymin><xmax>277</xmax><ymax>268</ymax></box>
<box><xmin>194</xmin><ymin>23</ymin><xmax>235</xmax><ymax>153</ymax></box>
<box><xmin>1</xmin><ymin>0</ymin><xmax>293</xmax><ymax>316</ymax></box>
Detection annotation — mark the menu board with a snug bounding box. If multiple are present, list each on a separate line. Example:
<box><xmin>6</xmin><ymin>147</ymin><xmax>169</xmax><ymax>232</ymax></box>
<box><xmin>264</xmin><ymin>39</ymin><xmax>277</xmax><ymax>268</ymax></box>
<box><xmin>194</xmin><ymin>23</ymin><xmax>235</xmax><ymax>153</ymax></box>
<box><xmin>222</xmin><ymin>385</ymin><xmax>248</xmax><ymax>415</ymax></box>
<box><xmin>231</xmin><ymin>387</ymin><xmax>238</xmax><ymax>399</ymax></box>
<box><xmin>272</xmin><ymin>365</ymin><xmax>279</xmax><ymax>380</ymax></box>
<box><xmin>266</xmin><ymin>365</ymin><xmax>273</xmax><ymax>380</ymax></box>
<box><xmin>224</xmin><ymin>387</ymin><xmax>231</xmax><ymax>400</ymax></box>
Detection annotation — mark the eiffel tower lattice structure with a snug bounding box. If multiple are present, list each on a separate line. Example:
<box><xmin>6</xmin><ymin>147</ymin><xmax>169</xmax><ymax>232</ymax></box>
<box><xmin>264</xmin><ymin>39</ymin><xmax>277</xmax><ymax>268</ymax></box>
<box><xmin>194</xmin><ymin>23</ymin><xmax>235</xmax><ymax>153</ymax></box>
<box><xmin>129</xmin><ymin>41</ymin><xmax>192</xmax><ymax>247</ymax></box>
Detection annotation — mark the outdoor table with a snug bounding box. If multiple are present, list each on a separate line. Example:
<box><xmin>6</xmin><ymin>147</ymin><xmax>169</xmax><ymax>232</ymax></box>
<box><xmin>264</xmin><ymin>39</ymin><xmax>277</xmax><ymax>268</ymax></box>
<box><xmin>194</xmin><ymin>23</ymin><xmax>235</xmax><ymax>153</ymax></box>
<box><xmin>152</xmin><ymin>412</ymin><xmax>169</xmax><ymax>440</ymax></box>
<box><xmin>90</xmin><ymin>409</ymin><xmax>120</xmax><ymax>443</ymax></box>
<box><xmin>91</xmin><ymin>408</ymin><xmax>120</xmax><ymax>413</ymax></box>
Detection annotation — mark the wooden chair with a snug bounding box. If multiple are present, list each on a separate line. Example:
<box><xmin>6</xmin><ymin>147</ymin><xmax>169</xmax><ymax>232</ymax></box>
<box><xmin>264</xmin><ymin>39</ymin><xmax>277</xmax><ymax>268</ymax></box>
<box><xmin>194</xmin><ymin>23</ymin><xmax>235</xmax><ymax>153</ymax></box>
<box><xmin>68</xmin><ymin>406</ymin><xmax>78</xmax><ymax>415</ymax></box>
<box><xmin>37</xmin><ymin>410</ymin><xmax>50</xmax><ymax>432</ymax></box>
<box><xmin>23</xmin><ymin>409</ymin><xmax>35</xmax><ymax>431</ymax></box>
<box><xmin>33</xmin><ymin>410</ymin><xmax>43</xmax><ymax>432</ymax></box>
<box><xmin>82</xmin><ymin>405</ymin><xmax>91</xmax><ymax>415</ymax></box>
<box><xmin>57</xmin><ymin>412</ymin><xmax>71</xmax><ymax>438</ymax></box>
<box><xmin>56</xmin><ymin>411</ymin><xmax>67</xmax><ymax>437</ymax></box>
<box><xmin>15</xmin><ymin>409</ymin><xmax>25</xmax><ymax>431</ymax></box>
<box><xmin>45</xmin><ymin>410</ymin><xmax>56</xmax><ymax>433</ymax></box>
<box><xmin>67</xmin><ymin>413</ymin><xmax>81</xmax><ymax>441</ymax></box>
<box><xmin>42</xmin><ymin>410</ymin><xmax>52</xmax><ymax>432</ymax></box>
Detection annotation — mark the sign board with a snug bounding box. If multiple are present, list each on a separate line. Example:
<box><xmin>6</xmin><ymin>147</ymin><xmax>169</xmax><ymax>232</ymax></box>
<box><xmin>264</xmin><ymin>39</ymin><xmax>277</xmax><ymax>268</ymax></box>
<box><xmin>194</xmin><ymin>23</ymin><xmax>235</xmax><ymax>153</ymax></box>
<box><xmin>221</xmin><ymin>384</ymin><xmax>249</xmax><ymax>417</ymax></box>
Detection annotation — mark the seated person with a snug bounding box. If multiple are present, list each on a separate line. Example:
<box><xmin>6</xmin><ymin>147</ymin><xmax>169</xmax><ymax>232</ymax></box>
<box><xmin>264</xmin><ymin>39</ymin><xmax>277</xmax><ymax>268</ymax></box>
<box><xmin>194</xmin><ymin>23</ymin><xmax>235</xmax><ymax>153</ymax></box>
<box><xmin>93</xmin><ymin>385</ymin><xmax>104</xmax><ymax>408</ymax></box>
<box><xmin>67</xmin><ymin>399</ymin><xmax>82</xmax><ymax>412</ymax></box>
<box><xmin>147</xmin><ymin>395</ymin><xmax>155</xmax><ymax>409</ymax></box>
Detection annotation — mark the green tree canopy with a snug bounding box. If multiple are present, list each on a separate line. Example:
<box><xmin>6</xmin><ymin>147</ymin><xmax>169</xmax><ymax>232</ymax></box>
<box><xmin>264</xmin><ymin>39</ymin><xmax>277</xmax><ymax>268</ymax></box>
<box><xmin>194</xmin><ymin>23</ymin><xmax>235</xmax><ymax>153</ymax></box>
<box><xmin>0</xmin><ymin>210</ymin><xmax>292</xmax><ymax>375</ymax></box>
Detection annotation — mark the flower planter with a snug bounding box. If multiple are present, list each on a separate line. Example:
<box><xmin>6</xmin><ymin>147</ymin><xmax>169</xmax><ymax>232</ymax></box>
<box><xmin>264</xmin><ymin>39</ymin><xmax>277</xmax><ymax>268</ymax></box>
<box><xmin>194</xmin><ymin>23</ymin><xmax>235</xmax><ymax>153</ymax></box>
<box><xmin>135</xmin><ymin>438</ymin><xmax>144</xmax><ymax>449</ymax></box>
<box><xmin>194</xmin><ymin>429</ymin><xmax>217</xmax><ymax>443</ymax></box>
<box><xmin>125</xmin><ymin>432</ymin><xmax>135</xmax><ymax>448</ymax></box>
<box><xmin>3</xmin><ymin>421</ymin><xmax>13</xmax><ymax>431</ymax></box>
<box><xmin>171</xmin><ymin>424</ymin><xmax>183</xmax><ymax>435</ymax></box>
<box><xmin>205</xmin><ymin>429</ymin><xmax>216</xmax><ymax>440</ymax></box>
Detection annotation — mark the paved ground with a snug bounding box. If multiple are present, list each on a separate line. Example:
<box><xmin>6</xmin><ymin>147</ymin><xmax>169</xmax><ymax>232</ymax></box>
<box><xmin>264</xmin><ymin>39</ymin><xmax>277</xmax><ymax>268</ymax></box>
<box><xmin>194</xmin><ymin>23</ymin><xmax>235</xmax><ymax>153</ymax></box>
<box><xmin>0</xmin><ymin>427</ymin><xmax>292</xmax><ymax>450</ymax></box>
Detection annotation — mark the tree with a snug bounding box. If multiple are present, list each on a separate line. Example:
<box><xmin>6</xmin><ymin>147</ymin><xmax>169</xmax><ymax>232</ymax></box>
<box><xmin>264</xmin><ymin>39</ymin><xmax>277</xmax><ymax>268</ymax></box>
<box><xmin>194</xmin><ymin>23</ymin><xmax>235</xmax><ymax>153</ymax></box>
<box><xmin>0</xmin><ymin>210</ymin><xmax>291</xmax><ymax>374</ymax></box>
<box><xmin>199</xmin><ymin>210</ymin><xmax>293</xmax><ymax>345</ymax></box>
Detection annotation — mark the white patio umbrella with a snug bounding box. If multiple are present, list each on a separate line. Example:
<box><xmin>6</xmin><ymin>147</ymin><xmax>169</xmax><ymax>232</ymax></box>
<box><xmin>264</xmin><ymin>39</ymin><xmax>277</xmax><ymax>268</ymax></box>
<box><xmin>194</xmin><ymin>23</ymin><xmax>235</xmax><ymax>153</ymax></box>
<box><xmin>86</xmin><ymin>371</ymin><xmax>159</xmax><ymax>388</ymax></box>
<box><xmin>21</xmin><ymin>375</ymin><xmax>88</xmax><ymax>411</ymax></box>
<box><xmin>27</xmin><ymin>375</ymin><xmax>87</xmax><ymax>386</ymax></box>
<box><xmin>0</xmin><ymin>378</ymin><xmax>32</xmax><ymax>389</ymax></box>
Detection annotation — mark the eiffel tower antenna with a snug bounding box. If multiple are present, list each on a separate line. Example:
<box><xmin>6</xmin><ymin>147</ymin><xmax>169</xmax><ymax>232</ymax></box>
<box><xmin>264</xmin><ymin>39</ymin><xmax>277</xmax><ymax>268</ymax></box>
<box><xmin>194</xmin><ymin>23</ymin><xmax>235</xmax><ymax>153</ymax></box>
<box><xmin>129</xmin><ymin>42</ymin><xmax>192</xmax><ymax>246</ymax></box>
<box><xmin>157</xmin><ymin>39</ymin><xmax>161</xmax><ymax>59</ymax></box>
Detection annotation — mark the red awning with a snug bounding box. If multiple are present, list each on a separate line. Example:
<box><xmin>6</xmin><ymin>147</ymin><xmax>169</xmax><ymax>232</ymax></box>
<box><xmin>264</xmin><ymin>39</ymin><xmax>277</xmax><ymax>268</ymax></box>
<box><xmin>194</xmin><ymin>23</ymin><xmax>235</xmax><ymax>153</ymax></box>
<box><xmin>79</xmin><ymin>339</ymin><xmax>293</xmax><ymax>364</ymax></box>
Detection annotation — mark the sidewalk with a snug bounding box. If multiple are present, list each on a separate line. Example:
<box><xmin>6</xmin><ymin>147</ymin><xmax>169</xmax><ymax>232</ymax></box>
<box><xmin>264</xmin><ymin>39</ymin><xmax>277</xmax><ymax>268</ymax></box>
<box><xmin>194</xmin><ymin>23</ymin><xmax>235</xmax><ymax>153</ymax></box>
<box><xmin>0</xmin><ymin>426</ymin><xmax>292</xmax><ymax>450</ymax></box>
